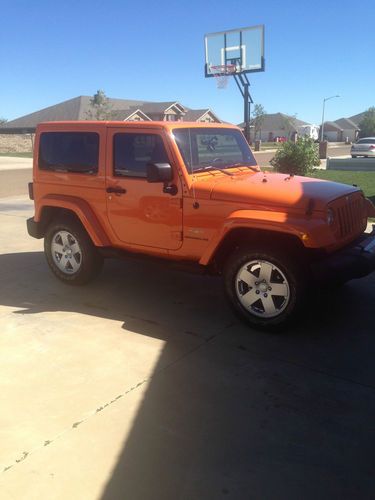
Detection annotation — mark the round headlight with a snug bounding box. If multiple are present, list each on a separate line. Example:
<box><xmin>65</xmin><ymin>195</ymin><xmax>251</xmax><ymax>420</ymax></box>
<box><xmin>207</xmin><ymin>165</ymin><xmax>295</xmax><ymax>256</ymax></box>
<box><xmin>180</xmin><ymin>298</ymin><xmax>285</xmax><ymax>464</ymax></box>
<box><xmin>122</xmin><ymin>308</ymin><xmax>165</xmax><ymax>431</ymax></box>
<box><xmin>327</xmin><ymin>208</ymin><xmax>335</xmax><ymax>225</ymax></box>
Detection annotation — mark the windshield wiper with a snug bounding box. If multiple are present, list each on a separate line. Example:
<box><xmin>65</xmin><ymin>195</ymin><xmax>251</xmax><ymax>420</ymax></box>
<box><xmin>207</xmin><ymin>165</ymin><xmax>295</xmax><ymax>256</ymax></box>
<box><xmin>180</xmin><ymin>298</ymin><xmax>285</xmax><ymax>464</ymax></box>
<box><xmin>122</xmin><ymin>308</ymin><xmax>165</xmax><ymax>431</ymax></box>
<box><xmin>226</xmin><ymin>162</ymin><xmax>260</xmax><ymax>172</ymax></box>
<box><xmin>193</xmin><ymin>165</ymin><xmax>233</xmax><ymax>176</ymax></box>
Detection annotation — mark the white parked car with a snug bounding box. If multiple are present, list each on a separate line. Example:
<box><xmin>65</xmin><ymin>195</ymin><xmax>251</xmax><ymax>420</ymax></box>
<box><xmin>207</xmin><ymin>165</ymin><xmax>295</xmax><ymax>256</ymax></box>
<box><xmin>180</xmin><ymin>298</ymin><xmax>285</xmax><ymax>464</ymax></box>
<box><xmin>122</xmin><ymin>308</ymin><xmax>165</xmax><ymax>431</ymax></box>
<box><xmin>296</xmin><ymin>124</ymin><xmax>320</xmax><ymax>141</ymax></box>
<box><xmin>351</xmin><ymin>137</ymin><xmax>375</xmax><ymax>158</ymax></box>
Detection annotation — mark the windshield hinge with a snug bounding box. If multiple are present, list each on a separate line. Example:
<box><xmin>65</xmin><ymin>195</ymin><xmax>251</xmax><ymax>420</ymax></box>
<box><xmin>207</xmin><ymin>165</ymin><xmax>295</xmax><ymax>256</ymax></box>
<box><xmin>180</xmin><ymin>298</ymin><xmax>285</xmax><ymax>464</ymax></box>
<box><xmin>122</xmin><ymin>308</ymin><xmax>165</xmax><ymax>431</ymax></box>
<box><xmin>169</xmin><ymin>198</ymin><xmax>183</xmax><ymax>209</ymax></box>
<box><xmin>171</xmin><ymin>231</ymin><xmax>183</xmax><ymax>241</ymax></box>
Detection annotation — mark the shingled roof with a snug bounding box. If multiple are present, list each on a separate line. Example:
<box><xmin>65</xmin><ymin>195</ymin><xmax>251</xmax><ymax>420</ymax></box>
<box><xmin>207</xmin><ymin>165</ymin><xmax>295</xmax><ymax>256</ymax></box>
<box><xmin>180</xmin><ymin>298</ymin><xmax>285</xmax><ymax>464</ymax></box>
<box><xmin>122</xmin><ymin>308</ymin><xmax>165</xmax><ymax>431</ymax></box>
<box><xmin>238</xmin><ymin>112</ymin><xmax>309</xmax><ymax>130</ymax></box>
<box><xmin>0</xmin><ymin>96</ymin><xmax>191</xmax><ymax>130</ymax></box>
<box><xmin>348</xmin><ymin>112</ymin><xmax>366</xmax><ymax>126</ymax></box>
<box><xmin>334</xmin><ymin>117</ymin><xmax>359</xmax><ymax>130</ymax></box>
<box><xmin>1</xmin><ymin>96</ymin><xmax>83</xmax><ymax>129</ymax></box>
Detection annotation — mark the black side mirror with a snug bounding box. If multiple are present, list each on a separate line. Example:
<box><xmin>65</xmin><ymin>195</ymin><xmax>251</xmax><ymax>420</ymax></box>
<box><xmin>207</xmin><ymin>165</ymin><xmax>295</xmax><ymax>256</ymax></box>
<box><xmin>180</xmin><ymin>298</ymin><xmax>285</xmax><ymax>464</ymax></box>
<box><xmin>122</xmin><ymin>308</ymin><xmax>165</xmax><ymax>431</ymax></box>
<box><xmin>146</xmin><ymin>163</ymin><xmax>173</xmax><ymax>183</ymax></box>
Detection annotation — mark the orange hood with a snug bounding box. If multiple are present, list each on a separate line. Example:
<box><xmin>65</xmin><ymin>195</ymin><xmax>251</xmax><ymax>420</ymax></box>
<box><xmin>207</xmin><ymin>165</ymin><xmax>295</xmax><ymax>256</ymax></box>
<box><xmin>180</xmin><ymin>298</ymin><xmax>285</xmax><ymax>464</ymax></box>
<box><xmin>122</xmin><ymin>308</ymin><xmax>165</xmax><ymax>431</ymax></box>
<box><xmin>193</xmin><ymin>172</ymin><xmax>359</xmax><ymax>211</ymax></box>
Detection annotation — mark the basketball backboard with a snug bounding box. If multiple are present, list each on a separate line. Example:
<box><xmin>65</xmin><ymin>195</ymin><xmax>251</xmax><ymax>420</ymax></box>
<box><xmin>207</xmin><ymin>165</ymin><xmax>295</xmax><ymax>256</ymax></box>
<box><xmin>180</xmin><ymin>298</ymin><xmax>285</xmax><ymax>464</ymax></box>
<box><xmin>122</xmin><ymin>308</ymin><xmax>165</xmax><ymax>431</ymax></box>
<box><xmin>204</xmin><ymin>25</ymin><xmax>265</xmax><ymax>78</ymax></box>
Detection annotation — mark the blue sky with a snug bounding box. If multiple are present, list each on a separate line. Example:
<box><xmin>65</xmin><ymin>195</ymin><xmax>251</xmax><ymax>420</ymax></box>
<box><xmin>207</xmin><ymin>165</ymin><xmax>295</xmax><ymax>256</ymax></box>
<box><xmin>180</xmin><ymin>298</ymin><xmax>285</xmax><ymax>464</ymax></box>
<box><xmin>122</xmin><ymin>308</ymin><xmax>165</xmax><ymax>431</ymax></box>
<box><xmin>1</xmin><ymin>0</ymin><xmax>374</xmax><ymax>125</ymax></box>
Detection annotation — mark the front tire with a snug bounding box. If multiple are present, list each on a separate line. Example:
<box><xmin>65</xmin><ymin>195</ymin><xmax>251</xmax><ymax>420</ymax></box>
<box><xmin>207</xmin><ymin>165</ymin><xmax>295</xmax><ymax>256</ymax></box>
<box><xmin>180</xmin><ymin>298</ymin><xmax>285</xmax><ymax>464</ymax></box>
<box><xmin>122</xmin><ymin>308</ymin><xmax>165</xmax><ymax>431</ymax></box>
<box><xmin>224</xmin><ymin>246</ymin><xmax>305</xmax><ymax>330</ymax></box>
<box><xmin>44</xmin><ymin>217</ymin><xmax>103</xmax><ymax>285</ymax></box>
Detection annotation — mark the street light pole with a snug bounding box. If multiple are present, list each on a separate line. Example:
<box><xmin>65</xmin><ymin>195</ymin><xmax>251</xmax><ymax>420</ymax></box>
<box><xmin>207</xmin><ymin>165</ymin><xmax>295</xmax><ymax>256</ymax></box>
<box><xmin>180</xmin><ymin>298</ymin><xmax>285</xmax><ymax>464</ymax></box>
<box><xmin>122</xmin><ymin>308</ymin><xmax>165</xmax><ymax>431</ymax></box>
<box><xmin>320</xmin><ymin>95</ymin><xmax>340</xmax><ymax>142</ymax></box>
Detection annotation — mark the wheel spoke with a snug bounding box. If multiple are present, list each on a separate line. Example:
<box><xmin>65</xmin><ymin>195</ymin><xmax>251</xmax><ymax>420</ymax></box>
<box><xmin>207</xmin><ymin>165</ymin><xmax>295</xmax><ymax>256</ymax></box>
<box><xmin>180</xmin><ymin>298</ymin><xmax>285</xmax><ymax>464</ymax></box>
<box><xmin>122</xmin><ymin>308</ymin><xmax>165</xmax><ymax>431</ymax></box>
<box><xmin>270</xmin><ymin>283</ymin><xmax>288</xmax><ymax>297</ymax></box>
<box><xmin>240</xmin><ymin>289</ymin><xmax>260</xmax><ymax>308</ymax></box>
<box><xmin>237</xmin><ymin>267</ymin><xmax>256</xmax><ymax>287</ymax></box>
<box><xmin>70</xmin><ymin>242</ymin><xmax>80</xmax><ymax>255</ymax></box>
<box><xmin>69</xmin><ymin>256</ymin><xmax>80</xmax><ymax>272</ymax></box>
<box><xmin>51</xmin><ymin>242</ymin><xmax>64</xmax><ymax>254</ymax></box>
<box><xmin>260</xmin><ymin>295</ymin><xmax>276</xmax><ymax>315</ymax></box>
<box><xmin>258</xmin><ymin>262</ymin><xmax>273</xmax><ymax>283</ymax></box>
<box><xmin>60</xmin><ymin>232</ymin><xmax>70</xmax><ymax>247</ymax></box>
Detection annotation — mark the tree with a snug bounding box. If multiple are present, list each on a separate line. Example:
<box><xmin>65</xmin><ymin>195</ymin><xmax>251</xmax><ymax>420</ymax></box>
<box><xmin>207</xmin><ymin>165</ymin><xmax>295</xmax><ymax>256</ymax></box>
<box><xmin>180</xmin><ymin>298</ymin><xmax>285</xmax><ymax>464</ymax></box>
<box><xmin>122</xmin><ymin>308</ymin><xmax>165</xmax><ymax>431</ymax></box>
<box><xmin>251</xmin><ymin>104</ymin><xmax>266</xmax><ymax>141</ymax></box>
<box><xmin>280</xmin><ymin>113</ymin><xmax>298</xmax><ymax>139</ymax></box>
<box><xmin>86</xmin><ymin>90</ymin><xmax>114</xmax><ymax>120</ymax></box>
<box><xmin>358</xmin><ymin>107</ymin><xmax>375</xmax><ymax>137</ymax></box>
<box><xmin>270</xmin><ymin>137</ymin><xmax>320</xmax><ymax>176</ymax></box>
<box><xmin>0</xmin><ymin>117</ymin><xmax>7</xmax><ymax>125</ymax></box>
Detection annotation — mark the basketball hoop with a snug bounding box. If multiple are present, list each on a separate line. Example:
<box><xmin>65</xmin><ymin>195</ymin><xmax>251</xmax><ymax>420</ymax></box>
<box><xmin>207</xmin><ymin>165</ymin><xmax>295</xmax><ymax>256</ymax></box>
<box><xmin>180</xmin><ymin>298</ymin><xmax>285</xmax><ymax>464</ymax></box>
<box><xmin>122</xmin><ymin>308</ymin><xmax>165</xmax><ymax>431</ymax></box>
<box><xmin>210</xmin><ymin>64</ymin><xmax>237</xmax><ymax>89</ymax></box>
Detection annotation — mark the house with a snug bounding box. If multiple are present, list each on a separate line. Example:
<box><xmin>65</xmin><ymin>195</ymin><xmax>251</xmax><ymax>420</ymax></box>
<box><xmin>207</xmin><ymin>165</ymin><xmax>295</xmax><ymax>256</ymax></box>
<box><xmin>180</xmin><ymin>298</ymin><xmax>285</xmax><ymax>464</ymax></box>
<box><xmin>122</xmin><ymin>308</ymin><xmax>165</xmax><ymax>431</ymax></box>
<box><xmin>239</xmin><ymin>113</ymin><xmax>312</xmax><ymax>142</ymax></box>
<box><xmin>1</xmin><ymin>96</ymin><xmax>221</xmax><ymax>133</ymax></box>
<box><xmin>321</xmin><ymin>121</ymin><xmax>343</xmax><ymax>142</ymax></box>
<box><xmin>333</xmin><ymin>118</ymin><xmax>360</xmax><ymax>142</ymax></box>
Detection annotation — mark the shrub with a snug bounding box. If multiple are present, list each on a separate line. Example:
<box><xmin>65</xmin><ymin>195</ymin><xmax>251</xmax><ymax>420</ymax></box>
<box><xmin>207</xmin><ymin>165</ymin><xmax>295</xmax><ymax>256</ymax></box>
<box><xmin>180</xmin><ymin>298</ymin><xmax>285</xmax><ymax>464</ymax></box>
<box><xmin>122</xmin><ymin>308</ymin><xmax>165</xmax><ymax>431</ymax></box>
<box><xmin>270</xmin><ymin>137</ymin><xmax>320</xmax><ymax>176</ymax></box>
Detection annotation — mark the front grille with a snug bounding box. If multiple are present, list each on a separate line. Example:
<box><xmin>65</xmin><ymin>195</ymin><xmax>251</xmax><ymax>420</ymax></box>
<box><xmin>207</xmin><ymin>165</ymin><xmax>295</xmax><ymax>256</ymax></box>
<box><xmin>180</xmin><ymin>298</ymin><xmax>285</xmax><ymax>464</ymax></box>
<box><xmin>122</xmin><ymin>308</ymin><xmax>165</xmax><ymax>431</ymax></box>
<box><xmin>336</xmin><ymin>196</ymin><xmax>363</xmax><ymax>238</ymax></box>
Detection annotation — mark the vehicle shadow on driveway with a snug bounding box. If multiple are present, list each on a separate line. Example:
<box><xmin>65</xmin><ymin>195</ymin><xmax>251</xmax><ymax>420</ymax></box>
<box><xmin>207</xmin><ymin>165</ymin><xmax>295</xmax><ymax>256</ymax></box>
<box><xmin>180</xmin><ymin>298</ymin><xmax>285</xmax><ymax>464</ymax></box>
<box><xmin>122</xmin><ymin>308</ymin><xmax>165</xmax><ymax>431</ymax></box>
<box><xmin>1</xmin><ymin>251</ymin><xmax>375</xmax><ymax>499</ymax></box>
<box><xmin>0</xmin><ymin>251</ymin><xmax>232</xmax><ymax>341</ymax></box>
<box><xmin>0</xmin><ymin>250</ymin><xmax>374</xmax><ymax>351</ymax></box>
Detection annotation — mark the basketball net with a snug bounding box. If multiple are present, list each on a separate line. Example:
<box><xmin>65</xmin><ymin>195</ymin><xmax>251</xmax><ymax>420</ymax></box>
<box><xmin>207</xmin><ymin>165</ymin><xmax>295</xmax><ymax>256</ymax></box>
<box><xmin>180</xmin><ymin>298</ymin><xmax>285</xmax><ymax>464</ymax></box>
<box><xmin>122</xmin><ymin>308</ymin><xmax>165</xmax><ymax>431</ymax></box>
<box><xmin>210</xmin><ymin>64</ymin><xmax>236</xmax><ymax>89</ymax></box>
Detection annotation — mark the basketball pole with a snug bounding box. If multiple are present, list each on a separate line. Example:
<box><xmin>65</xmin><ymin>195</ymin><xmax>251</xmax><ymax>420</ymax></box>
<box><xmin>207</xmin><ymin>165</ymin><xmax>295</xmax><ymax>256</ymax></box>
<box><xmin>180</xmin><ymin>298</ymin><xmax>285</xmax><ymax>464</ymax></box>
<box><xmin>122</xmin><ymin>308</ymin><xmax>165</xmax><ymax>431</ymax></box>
<box><xmin>234</xmin><ymin>73</ymin><xmax>253</xmax><ymax>144</ymax></box>
<box><xmin>244</xmin><ymin>82</ymin><xmax>250</xmax><ymax>144</ymax></box>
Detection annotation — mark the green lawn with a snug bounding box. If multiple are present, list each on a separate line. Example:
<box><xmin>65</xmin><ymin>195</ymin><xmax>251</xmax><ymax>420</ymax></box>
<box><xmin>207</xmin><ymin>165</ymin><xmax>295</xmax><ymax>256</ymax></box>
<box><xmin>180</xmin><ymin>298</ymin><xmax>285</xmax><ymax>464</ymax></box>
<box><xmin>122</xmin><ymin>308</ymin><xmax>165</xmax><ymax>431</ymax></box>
<box><xmin>259</xmin><ymin>142</ymin><xmax>282</xmax><ymax>150</ymax></box>
<box><xmin>0</xmin><ymin>152</ymin><xmax>33</xmax><ymax>158</ymax></box>
<box><xmin>310</xmin><ymin>170</ymin><xmax>375</xmax><ymax>205</ymax></box>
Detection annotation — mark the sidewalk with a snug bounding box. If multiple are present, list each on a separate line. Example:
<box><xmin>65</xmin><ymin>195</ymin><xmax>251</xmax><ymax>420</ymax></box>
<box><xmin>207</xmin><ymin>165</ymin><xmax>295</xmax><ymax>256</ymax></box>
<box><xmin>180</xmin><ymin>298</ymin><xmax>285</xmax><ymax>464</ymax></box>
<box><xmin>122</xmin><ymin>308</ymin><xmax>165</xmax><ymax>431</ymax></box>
<box><xmin>0</xmin><ymin>157</ymin><xmax>32</xmax><ymax>171</ymax></box>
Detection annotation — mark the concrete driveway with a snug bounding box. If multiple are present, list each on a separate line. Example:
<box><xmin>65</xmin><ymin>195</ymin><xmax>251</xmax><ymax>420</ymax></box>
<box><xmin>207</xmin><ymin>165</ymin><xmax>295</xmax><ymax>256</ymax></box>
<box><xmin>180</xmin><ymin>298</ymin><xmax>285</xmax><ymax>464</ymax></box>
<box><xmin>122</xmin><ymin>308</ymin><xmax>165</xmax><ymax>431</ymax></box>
<box><xmin>0</xmin><ymin>196</ymin><xmax>375</xmax><ymax>500</ymax></box>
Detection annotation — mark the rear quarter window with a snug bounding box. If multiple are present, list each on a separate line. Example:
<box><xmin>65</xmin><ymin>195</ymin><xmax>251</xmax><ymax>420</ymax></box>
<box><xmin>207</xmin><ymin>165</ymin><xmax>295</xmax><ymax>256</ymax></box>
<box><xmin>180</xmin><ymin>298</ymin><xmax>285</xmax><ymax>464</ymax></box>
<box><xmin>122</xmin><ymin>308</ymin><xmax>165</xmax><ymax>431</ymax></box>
<box><xmin>357</xmin><ymin>138</ymin><xmax>375</xmax><ymax>144</ymax></box>
<box><xmin>39</xmin><ymin>132</ymin><xmax>99</xmax><ymax>173</ymax></box>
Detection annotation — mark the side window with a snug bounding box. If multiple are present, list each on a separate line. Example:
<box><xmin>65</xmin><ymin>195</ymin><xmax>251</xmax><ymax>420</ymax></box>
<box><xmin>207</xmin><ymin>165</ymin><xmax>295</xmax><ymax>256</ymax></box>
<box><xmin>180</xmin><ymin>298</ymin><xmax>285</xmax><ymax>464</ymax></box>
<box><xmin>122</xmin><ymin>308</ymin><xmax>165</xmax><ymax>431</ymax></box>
<box><xmin>39</xmin><ymin>132</ymin><xmax>99</xmax><ymax>173</ymax></box>
<box><xmin>113</xmin><ymin>133</ymin><xmax>169</xmax><ymax>177</ymax></box>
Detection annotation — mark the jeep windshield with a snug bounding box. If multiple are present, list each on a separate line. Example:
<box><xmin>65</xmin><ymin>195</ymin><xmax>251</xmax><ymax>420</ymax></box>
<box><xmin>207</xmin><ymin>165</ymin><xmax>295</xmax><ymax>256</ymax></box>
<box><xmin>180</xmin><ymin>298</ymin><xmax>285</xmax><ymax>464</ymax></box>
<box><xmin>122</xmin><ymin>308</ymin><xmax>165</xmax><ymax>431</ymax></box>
<box><xmin>172</xmin><ymin>127</ymin><xmax>258</xmax><ymax>174</ymax></box>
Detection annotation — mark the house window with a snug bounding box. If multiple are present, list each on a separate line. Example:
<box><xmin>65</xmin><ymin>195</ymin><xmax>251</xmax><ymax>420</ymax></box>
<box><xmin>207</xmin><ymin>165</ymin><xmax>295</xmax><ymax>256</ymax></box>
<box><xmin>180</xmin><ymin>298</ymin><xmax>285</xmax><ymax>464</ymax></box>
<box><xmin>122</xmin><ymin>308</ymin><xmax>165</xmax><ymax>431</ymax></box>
<box><xmin>113</xmin><ymin>133</ymin><xmax>169</xmax><ymax>178</ymax></box>
<box><xmin>39</xmin><ymin>132</ymin><xmax>99</xmax><ymax>173</ymax></box>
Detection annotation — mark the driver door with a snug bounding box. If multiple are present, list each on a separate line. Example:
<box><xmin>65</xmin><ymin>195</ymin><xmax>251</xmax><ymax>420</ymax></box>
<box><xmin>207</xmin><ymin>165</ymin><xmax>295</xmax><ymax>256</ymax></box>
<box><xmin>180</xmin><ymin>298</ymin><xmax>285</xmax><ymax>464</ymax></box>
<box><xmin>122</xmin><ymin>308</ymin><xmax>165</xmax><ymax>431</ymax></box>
<box><xmin>105</xmin><ymin>127</ymin><xmax>183</xmax><ymax>250</ymax></box>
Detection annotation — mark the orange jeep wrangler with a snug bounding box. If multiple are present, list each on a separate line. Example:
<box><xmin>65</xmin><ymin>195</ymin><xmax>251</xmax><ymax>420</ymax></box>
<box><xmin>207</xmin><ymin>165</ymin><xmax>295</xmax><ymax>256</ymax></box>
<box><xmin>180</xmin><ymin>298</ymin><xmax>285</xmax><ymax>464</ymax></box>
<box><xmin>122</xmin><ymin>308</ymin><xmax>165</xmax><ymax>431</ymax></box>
<box><xmin>27</xmin><ymin>121</ymin><xmax>375</xmax><ymax>328</ymax></box>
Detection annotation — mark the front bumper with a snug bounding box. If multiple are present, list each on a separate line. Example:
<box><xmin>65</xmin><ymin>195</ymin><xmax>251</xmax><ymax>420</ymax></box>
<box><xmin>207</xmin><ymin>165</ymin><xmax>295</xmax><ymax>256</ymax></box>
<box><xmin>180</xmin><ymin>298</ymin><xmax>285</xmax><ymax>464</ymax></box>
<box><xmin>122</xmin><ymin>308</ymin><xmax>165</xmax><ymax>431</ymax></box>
<box><xmin>351</xmin><ymin>150</ymin><xmax>375</xmax><ymax>157</ymax></box>
<box><xmin>312</xmin><ymin>226</ymin><xmax>375</xmax><ymax>283</ymax></box>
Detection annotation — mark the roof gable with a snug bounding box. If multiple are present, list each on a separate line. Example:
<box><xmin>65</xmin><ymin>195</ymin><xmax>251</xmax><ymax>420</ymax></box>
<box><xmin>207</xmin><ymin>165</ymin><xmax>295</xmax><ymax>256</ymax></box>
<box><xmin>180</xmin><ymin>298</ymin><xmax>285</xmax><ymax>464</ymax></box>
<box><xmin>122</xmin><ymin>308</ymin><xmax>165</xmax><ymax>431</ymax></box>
<box><xmin>184</xmin><ymin>108</ymin><xmax>221</xmax><ymax>122</ymax></box>
<box><xmin>323</xmin><ymin>121</ymin><xmax>342</xmax><ymax>131</ymax></box>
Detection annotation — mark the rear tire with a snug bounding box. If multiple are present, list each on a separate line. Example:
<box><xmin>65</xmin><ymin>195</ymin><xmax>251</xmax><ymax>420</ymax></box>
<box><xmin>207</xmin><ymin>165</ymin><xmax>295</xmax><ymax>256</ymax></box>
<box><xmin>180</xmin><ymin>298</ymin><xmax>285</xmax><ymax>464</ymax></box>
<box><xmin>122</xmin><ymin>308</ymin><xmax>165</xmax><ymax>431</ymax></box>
<box><xmin>224</xmin><ymin>246</ymin><xmax>305</xmax><ymax>330</ymax></box>
<box><xmin>44</xmin><ymin>217</ymin><xmax>103</xmax><ymax>285</ymax></box>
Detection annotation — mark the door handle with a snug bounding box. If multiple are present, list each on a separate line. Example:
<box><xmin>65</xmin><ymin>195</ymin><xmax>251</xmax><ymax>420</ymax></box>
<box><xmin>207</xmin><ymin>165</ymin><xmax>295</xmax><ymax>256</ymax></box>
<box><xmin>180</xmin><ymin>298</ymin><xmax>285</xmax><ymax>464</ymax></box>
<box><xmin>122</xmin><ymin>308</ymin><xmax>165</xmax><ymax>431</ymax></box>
<box><xmin>106</xmin><ymin>186</ymin><xmax>127</xmax><ymax>194</ymax></box>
